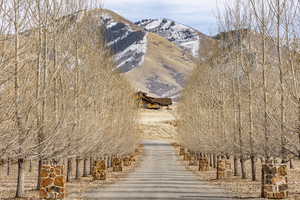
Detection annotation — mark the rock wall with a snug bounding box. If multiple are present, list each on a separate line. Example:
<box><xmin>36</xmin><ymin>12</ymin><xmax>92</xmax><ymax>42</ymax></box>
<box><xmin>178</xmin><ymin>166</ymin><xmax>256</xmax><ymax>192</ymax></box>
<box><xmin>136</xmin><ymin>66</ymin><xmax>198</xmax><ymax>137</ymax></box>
<box><xmin>123</xmin><ymin>156</ymin><xmax>131</xmax><ymax>167</ymax></box>
<box><xmin>93</xmin><ymin>160</ymin><xmax>106</xmax><ymax>180</ymax></box>
<box><xmin>216</xmin><ymin>159</ymin><xmax>232</xmax><ymax>179</ymax></box>
<box><xmin>199</xmin><ymin>158</ymin><xmax>209</xmax><ymax>171</ymax></box>
<box><xmin>39</xmin><ymin>165</ymin><xmax>65</xmax><ymax>199</ymax></box>
<box><xmin>113</xmin><ymin>158</ymin><xmax>123</xmax><ymax>172</ymax></box>
<box><xmin>188</xmin><ymin>155</ymin><xmax>198</xmax><ymax>166</ymax></box>
<box><xmin>183</xmin><ymin>152</ymin><xmax>191</xmax><ymax>161</ymax></box>
<box><xmin>217</xmin><ymin>160</ymin><xmax>227</xmax><ymax>179</ymax></box>
<box><xmin>262</xmin><ymin>163</ymin><xmax>288</xmax><ymax>199</ymax></box>
<box><xmin>179</xmin><ymin>147</ymin><xmax>185</xmax><ymax>156</ymax></box>
<box><xmin>130</xmin><ymin>155</ymin><xmax>136</xmax><ymax>162</ymax></box>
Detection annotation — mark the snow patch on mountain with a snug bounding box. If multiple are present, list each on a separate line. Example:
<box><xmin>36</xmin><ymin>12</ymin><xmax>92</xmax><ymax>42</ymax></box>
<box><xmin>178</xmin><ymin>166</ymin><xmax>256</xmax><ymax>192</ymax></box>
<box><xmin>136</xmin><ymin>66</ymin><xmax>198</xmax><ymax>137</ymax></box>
<box><xmin>135</xmin><ymin>18</ymin><xmax>200</xmax><ymax>57</ymax></box>
<box><xmin>101</xmin><ymin>14</ymin><xmax>148</xmax><ymax>73</ymax></box>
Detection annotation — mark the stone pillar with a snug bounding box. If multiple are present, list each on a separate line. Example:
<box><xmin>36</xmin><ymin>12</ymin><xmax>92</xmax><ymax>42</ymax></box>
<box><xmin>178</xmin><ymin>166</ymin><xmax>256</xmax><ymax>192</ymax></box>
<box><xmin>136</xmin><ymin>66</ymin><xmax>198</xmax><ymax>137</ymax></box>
<box><xmin>130</xmin><ymin>155</ymin><xmax>136</xmax><ymax>163</ymax></box>
<box><xmin>123</xmin><ymin>156</ymin><xmax>131</xmax><ymax>167</ymax></box>
<box><xmin>39</xmin><ymin>165</ymin><xmax>65</xmax><ymax>199</ymax></box>
<box><xmin>217</xmin><ymin>159</ymin><xmax>226</xmax><ymax>179</ymax></box>
<box><xmin>179</xmin><ymin>147</ymin><xmax>185</xmax><ymax>156</ymax></box>
<box><xmin>93</xmin><ymin>160</ymin><xmax>106</xmax><ymax>180</ymax></box>
<box><xmin>225</xmin><ymin>159</ymin><xmax>232</xmax><ymax>177</ymax></box>
<box><xmin>262</xmin><ymin>163</ymin><xmax>288</xmax><ymax>199</ymax></box>
<box><xmin>199</xmin><ymin>157</ymin><xmax>209</xmax><ymax>171</ymax></box>
<box><xmin>183</xmin><ymin>151</ymin><xmax>191</xmax><ymax>161</ymax></box>
<box><xmin>112</xmin><ymin>158</ymin><xmax>122</xmax><ymax>172</ymax></box>
<box><xmin>189</xmin><ymin>154</ymin><xmax>198</xmax><ymax>166</ymax></box>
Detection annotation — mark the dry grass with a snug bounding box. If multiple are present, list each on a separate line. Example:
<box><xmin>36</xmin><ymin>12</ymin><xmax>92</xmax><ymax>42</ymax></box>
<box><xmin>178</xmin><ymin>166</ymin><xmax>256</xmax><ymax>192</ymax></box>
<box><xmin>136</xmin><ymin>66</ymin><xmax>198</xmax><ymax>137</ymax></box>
<box><xmin>138</xmin><ymin>108</ymin><xmax>178</xmax><ymax>140</ymax></box>
<box><xmin>174</xmin><ymin>146</ymin><xmax>300</xmax><ymax>200</ymax></box>
<box><xmin>124</xmin><ymin>32</ymin><xmax>196</xmax><ymax>98</ymax></box>
<box><xmin>0</xmin><ymin>147</ymin><xmax>144</xmax><ymax>200</ymax></box>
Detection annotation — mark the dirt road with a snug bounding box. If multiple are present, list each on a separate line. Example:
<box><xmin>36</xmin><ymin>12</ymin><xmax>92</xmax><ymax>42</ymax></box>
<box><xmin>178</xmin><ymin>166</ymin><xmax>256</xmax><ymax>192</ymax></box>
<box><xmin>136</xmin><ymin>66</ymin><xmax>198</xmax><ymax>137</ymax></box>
<box><xmin>68</xmin><ymin>140</ymin><xmax>235</xmax><ymax>200</ymax></box>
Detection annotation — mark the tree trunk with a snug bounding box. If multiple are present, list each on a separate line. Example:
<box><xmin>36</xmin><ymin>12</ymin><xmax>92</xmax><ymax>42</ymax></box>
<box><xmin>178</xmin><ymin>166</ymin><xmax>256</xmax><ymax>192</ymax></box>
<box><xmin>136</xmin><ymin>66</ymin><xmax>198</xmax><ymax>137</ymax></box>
<box><xmin>36</xmin><ymin>159</ymin><xmax>42</xmax><ymax>190</ymax></box>
<box><xmin>109</xmin><ymin>156</ymin><xmax>112</xmax><ymax>168</ymax></box>
<box><xmin>15</xmin><ymin>158</ymin><xmax>25</xmax><ymax>198</ymax></box>
<box><xmin>248</xmin><ymin>70</ymin><xmax>255</xmax><ymax>181</ymax></box>
<box><xmin>0</xmin><ymin>159</ymin><xmax>3</xmax><ymax>176</ymax></box>
<box><xmin>231</xmin><ymin>62</ymin><xmax>239</xmax><ymax>177</ymax></box>
<box><xmin>213</xmin><ymin>154</ymin><xmax>217</xmax><ymax>168</ymax></box>
<box><xmin>240</xmin><ymin>156</ymin><xmax>247</xmax><ymax>179</ymax></box>
<box><xmin>89</xmin><ymin>157</ymin><xmax>93</xmax><ymax>175</ymax></box>
<box><xmin>83</xmin><ymin>158</ymin><xmax>88</xmax><ymax>177</ymax></box>
<box><xmin>29</xmin><ymin>159</ymin><xmax>32</xmax><ymax>173</ymax></box>
<box><xmin>236</xmin><ymin>48</ymin><xmax>246</xmax><ymax>179</ymax></box>
<box><xmin>67</xmin><ymin>158</ymin><xmax>72</xmax><ymax>182</ymax></box>
<box><xmin>7</xmin><ymin>158</ymin><xmax>10</xmax><ymax>176</ymax></box>
<box><xmin>234</xmin><ymin>155</ymin><xmax>239</xmax><ymax>176</ymax></box>
<box><xmin>216</xmin><ymin>158</ymin><xmax>220</xmax><ymax>180</ymax></box>
<box><xmin>75</xmin><ymin>157</ymin><xmax>81</xmax><ymax>179</ymax></box>
<box><xmin>274</xmin><ymin>0</ymin><xmax>287</xmax><ymax>164</ymax></box>
<box><xmin>289</xmin><ymin>159</ymin><xmax>294</xmax><ymax>169</ymax></box>
<box><xmin>251</xmin><ymin>155</ymin><xmax>256</xmax><ymax>181</ymax></box>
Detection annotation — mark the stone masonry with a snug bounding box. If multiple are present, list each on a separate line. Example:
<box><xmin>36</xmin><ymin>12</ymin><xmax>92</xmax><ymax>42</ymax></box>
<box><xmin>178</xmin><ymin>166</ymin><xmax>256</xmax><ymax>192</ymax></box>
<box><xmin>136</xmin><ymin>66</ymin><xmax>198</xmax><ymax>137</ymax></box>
<box><xmin>39</xmin><ymin>165</ymin><xmax>65</xmax><ymax>199</ymax></box>
<box><xmin>189</xmin><ymin>155</ymin><xmax>198</xmax><ymax>166</ymax></box>
<box><xmin>93</xmin><ymin>160</ymin><xmax>106</xmax><ymax>180</ymax></box>
<box><xmin>113</xmin><ymin>158</ymin><xmax>123</xmax><ymax>172</ymax></box>
<box><xmin>199</xmin><ymin>157</ymin><xmax>209</xmax><ymax>171</ymax></box>
<box><xmin>183</xmin><ymin>152</ymin><xmax>191</xmax><ymax>161</ymax></box>
<box><xmin>262</xmin><ymin>163</ymin><xmax>288</xmax><ymax>199</ymax></box>
<box><xmin>217</xmin><ymin>160</ymin><xmax>226</xmax><ymax>179</ymax></box>
<box><xmin>123</xmin><ymin>156</ymin><xmax>131</xmax><ymax>167</ymax></box>
<box><xmin>179</xmin><ymin>147</ymin><xmax>185</xmax><ymax>156</ymax></box>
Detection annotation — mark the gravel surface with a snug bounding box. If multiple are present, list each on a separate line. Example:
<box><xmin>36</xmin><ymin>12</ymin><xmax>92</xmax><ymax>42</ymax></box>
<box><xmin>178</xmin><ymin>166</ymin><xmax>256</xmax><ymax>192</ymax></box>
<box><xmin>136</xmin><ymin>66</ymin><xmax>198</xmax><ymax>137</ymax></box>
<box><xmin>68</xmin><ymin>140</ymin><xmax>235</xmax><ymax>200</ymax></box>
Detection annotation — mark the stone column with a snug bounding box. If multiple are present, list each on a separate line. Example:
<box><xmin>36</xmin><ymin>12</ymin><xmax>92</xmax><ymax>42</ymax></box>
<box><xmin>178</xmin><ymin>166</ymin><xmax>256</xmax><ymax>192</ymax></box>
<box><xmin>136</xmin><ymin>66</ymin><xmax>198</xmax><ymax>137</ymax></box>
<box><xmin>112</xmin><ymin>157</ymin><xmax>122</xmax><ymax>172</ymax></box>
<box><xmin>262</xmin><ymin>163</ymin><xmax>288</xmax><ymax>199</ymax></box>
<box><xmin>123</xmin><ymin>156</ymin><xmax>131</xmax><ymax>167</ymax></box>
<box><xmin>93</xmin><ymin>160</ymin><xmax>106</xmax><ymax>180</ymax></box>
<box><xmin>189</xmin><ymin>153</ymin><xmax>198</xmax><ymax>166</ymax></box>
<box><xmin>39</xmin><ymin>165</ymin><xmax>65</xmax><ymax>199</ymax></box>
<box><xmin>179</xmin><ymin>147</ymin><xmax>185</xmax><ymax>156</ymax></box>
<box><xmin>217</xmin><ymin>159</ymin><xmax>226</xmax><ymax>179</ymax></box>
<box><xmin>199</xmin><ymin>157</ymin><xmax>209</xmax><ymax>171</ymax></box>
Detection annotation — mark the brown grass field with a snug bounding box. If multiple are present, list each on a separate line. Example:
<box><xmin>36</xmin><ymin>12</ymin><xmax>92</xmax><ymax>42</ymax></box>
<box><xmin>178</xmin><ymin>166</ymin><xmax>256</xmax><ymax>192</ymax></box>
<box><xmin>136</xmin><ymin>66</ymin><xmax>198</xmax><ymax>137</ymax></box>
<box><xmin>0</xmin><ymin>147</ymin><xmax>144</xmax><ymax>199</ymax></box>
<box><xmin>176</xmin><ymin>148</ymin><xmax>300</xmax><ymax>199</ymax></box>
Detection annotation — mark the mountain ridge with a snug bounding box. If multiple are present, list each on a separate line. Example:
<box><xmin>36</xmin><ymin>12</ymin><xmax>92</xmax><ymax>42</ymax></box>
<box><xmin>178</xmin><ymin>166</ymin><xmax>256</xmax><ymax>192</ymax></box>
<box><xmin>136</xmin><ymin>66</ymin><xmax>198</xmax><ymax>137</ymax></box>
<box><xmin>89</xmin><ymin>9</ymin><xmax>218</xmax><ymax>98</ymax></box>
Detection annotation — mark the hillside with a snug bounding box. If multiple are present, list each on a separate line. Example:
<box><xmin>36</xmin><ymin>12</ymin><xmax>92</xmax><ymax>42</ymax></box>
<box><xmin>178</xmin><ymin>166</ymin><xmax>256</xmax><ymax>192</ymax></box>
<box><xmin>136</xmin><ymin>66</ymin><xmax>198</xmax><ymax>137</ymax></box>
<box><xmin>135</xmin><ymin>18</ymin><xmax>210</xmax><ymax>57</ymax></box>
<box><xmin>99</xmin><ymin>9</ymin><xmax>217</xmax><ymax>98</ymax></box>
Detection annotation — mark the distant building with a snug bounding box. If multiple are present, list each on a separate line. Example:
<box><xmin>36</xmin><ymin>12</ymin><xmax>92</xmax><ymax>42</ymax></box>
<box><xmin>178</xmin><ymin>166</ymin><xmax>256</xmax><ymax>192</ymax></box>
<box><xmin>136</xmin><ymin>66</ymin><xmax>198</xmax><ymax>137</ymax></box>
<box><xmin>135</xmin><ymin>91</ymin><xmax>172</xmax><ymax>110</ymax></box>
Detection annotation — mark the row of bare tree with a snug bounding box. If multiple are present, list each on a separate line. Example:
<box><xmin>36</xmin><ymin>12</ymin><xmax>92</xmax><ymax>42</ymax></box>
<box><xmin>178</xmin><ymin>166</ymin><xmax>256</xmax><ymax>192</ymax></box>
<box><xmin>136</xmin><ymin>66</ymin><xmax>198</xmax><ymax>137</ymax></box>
<box><xmin>0</xmin><ymin>0</ymin><xmax>139</xmax><ymax>197</ymax></box>
<box><xmin>178</xmin><ymin>0</ymin><xmax>300</xmax><ymax>181</ymax></box>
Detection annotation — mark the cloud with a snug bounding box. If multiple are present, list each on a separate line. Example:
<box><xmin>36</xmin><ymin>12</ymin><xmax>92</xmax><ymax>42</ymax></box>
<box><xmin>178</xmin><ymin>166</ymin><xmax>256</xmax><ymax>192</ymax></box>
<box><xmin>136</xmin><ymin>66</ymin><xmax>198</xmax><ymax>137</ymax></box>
<box><xmin>103</xmin><ymin>0</ymin><xmax>224</xmax><ymax>35</ymax></box>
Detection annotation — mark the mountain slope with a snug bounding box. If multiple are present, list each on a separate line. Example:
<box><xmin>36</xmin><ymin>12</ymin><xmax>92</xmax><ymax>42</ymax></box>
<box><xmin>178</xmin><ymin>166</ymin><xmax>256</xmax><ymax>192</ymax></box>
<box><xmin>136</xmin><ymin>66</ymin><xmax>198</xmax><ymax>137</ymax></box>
<box><xmin>102</xmin><ymin>13</ymin><xmax>148</xmax><ymax>73</ymax></box>
<box><xmin>86</xmin><ymin>9</ymin><xmax>217</xmax><ymax>98</ymax></box>
<box><xmin>135</xmin><ymin>18</ymin><xmax>212</xmax><ymax>58</ymax></box>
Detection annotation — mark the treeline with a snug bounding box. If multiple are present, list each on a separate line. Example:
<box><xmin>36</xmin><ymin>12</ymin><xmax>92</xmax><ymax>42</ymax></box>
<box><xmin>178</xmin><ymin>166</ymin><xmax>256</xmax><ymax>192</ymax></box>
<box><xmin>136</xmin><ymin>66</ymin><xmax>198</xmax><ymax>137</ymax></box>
<box><xmin>178</xmin><ymin>0</ymin><xmax>300</xmax><ymax>181</ymax></box>
<box><xmin>0</xmin><ymin>0</ymin><xmax>139</xmax><ymax>197</ymax></box>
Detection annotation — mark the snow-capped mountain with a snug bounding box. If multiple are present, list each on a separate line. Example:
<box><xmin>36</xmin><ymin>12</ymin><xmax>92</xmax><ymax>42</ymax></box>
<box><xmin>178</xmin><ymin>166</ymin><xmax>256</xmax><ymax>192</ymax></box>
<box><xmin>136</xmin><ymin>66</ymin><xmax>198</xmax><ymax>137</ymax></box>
<box><xmin>135</xmin><ymin>18</ymin><xmax>205</xmax><ymax>57</ymax></box>
<box><xmin>76</xmin><ymin>9</ymin><xmax>217</xmax><ymax>99</ymax></box>
<box><xmin>102</xmin><ymin>15</ymin><xmax>148</xmax><ymax>73</ymax></box>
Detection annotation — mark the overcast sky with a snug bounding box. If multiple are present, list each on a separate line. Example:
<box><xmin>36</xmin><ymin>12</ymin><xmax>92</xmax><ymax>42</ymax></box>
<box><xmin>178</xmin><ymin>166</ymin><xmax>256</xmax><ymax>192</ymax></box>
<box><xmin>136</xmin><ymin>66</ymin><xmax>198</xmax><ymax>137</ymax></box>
<box><xmin>103</xmin><ymin>0</ymin><xmax>223</xmax><ymax>36</ymax></box>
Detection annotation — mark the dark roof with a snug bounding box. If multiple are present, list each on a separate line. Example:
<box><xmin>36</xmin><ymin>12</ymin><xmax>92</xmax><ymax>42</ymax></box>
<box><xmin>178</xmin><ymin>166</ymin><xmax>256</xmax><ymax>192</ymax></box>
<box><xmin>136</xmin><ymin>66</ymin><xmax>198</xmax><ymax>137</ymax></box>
<box><xmin>136</xmin><ymin>92</ymin><xmax>172</xmax><ymax>106</ymax></box>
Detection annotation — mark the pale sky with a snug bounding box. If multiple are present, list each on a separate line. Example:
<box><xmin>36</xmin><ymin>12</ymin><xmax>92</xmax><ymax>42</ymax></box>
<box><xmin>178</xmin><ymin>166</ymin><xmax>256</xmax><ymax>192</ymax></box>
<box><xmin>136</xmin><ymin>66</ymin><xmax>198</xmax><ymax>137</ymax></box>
<box><xmin>103</xmin><ymin>0</ymin><xmax>223</xmax><ymax>36</ymax></box>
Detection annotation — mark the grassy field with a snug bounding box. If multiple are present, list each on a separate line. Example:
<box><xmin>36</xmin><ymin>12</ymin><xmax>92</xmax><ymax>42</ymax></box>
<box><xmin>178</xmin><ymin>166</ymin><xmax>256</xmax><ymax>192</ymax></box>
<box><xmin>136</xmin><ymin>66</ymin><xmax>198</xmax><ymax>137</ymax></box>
<box><xmin>176</xmin><ymin>148</ymin><xmax>300</xmax><ymax>200</ymax></box>
<box><xmin>0</xmin><ymin>148</ymin><xmax>143</xmax><ymax>199</ymax></box>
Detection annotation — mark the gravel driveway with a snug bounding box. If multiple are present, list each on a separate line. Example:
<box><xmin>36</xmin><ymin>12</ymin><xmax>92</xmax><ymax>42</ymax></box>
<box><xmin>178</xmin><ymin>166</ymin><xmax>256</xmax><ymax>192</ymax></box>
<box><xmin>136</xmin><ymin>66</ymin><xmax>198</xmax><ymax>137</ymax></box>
<box><xmin>68</xmin><ymin>140</ymin><xmax>236</xmax><ymax>200</ymax></box>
